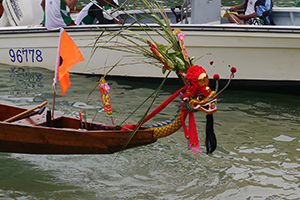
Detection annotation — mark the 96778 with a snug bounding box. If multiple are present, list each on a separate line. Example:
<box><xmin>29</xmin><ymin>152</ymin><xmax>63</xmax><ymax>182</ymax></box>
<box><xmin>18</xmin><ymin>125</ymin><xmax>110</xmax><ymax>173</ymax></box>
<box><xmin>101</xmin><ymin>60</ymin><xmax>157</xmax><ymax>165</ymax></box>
<box><xmin>9</xmin><ymin>49</ymin><xmax>43</xmax><ymax>63</ymax></box>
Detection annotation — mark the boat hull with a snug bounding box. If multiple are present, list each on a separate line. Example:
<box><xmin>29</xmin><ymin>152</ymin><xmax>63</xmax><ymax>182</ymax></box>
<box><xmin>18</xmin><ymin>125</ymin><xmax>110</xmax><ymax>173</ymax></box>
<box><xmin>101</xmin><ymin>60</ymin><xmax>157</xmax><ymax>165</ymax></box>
<box><xmin>0</xmin><ymin>129</ymin><xmax>156</xmax><ymax>154</ymax></box>
<box><xmin>1</xmin><ymin>7</ymin><xmax>300</xmax><ymax>82</ymax></box>
<box><xmin>1</xmin><ymin>24</ymin><xmax>300</xmax><ymax>82</ymax></box>
<box><xmin>0</xmin><ymin>103</ymin><xmax>156</xmax><ymax>154</ymax></box>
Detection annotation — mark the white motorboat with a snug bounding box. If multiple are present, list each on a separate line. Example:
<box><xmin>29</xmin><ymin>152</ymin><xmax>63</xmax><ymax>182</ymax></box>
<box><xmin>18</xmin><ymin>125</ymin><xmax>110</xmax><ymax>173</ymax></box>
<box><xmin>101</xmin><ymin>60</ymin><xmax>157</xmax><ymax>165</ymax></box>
<box><xmin>1</xmin><ymin>0</ymin><xmax>300</xmax><ymax>88</ymax></box>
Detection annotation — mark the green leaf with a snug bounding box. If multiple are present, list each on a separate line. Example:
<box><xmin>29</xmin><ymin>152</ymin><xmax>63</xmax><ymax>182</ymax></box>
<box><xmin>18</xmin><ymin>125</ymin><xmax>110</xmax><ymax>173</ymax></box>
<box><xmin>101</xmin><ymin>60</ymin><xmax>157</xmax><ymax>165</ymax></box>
<box><xmin>175</xmin><ymin>57</ymin><xmax>185</xmax><ymax>68</ymax></box>
<box><xmin>165</xmin><ymin>59</ymin><xmax>174</xmax><ymax>69</ymax></box>
<box><xmin>167</xmin><ymin>43</ymin><xmax>173</xmax><ymax>51</ymax></box>
<box><xmin>155</xmin><ymin>42</ymin><xmax>166</xmax><ymax>53</ymax></box>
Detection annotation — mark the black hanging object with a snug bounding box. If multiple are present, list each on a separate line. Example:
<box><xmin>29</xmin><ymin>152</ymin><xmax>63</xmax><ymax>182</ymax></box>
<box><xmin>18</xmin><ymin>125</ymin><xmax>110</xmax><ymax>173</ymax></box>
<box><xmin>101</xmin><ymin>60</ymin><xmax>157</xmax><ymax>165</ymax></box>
<box><xmin>205</xmin><ymin>114</ymin><xmax>217</xmax><ymax>154</ymax></box>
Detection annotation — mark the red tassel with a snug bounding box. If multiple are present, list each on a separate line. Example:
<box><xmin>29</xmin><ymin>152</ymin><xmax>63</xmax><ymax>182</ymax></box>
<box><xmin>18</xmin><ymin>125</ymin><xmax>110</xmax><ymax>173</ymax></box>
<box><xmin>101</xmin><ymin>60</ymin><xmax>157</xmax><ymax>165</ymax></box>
<box><xmin>189</xmin><ymin>113</ymin><xmax>202</xmax><ymax>155</ymax></box>
<box><xmin>181</xmin><ymin>111</ymin><xmax>202</xmax><ymax>155</ymax></box>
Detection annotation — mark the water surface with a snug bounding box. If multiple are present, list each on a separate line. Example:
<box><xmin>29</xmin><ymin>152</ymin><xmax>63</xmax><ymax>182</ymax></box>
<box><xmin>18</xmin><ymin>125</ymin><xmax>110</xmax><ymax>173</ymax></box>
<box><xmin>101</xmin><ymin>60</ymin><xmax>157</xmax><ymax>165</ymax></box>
<box><xmin>1</xmin><ymin>1</ymin><xmax>299</xmax><ymax>198</ymax></box>
<box><xmin>0</xmin><ymin>65</ymin><xmax>299</xmax><ymax>199</ymax></box>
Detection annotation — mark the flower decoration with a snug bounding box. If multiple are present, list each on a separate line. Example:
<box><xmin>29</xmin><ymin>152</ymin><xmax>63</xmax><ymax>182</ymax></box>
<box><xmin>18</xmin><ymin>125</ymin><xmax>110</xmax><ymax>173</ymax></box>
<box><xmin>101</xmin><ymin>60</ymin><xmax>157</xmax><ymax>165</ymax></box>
<box><xmin>213</xmin><ymin>74</ymin><xmax>220</xmax><ymax>81</ymax></box>
<box><xmin>230</xmin><ymin>67</ymin><xmax>237</xmax><ymax>78</ymax></box>
<box><xmin>177</xmin><ymin>33</ymin><xmax>186</xmax><ymax>40</ymax></box>
<box><xmin>100</xmin><ymin>82</ymin><xmax>110</xmax><ymax>92</ymax></box>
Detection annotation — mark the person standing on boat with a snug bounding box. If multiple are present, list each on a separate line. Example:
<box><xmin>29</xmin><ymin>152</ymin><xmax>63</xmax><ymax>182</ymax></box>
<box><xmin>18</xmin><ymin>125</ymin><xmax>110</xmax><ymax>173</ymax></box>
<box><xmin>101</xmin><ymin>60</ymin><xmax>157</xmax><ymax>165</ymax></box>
<box><xmin>75</xmin><ymin>0</ymin><xmax>123</xmax><ymax>25</ymax></box>
<box><xmin>228</xmin><ymin>0</ymin><xmax>274</xmax><ymax>25</ymax></box>
<box><xmin>41</xmin><ymin>0</ymin><xmax>78</xmax><ymax>30</ymax></box>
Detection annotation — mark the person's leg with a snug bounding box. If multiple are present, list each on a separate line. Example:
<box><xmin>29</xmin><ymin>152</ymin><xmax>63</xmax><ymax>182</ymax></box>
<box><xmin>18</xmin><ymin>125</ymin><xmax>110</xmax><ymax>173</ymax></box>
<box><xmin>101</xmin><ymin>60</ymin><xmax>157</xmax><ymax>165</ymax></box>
<box><xmin>228</xmin><ymin>15</ymin><xmax>244</xmax><ymax>24</ymax></box>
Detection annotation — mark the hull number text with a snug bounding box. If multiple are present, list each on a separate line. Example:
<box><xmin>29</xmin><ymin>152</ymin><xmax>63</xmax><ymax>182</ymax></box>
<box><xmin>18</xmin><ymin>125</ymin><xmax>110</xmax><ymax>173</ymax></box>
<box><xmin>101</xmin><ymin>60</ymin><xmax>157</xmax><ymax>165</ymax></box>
<box><xmin>9</xmin><ymin>49</ymin><xmax>43</xmax><ymax>63</ymax></box>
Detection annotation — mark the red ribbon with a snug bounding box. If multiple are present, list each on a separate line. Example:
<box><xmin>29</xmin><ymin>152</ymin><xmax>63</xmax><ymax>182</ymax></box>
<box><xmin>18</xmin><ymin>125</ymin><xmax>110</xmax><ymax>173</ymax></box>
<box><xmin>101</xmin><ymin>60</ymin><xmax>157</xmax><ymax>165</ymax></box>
<box><xmin>149</xmin><ymin>43</ymin><xmax>181</xmax><ymax>76</ymax></box>
<box><xmin>181</xmin><ymin>110</ymin><xmax>202</xmax><ymax>155</ymax></box>
<box><xmin>142</xmin><ymin>85</ymin><xmax>188</xmax><ymax>124</ymax></box>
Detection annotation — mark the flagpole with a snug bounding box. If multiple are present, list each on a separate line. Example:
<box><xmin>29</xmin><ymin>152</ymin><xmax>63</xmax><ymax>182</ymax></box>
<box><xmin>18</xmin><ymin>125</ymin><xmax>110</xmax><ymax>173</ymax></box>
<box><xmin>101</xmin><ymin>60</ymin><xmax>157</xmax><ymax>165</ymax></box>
<box><xmin>52</xmin><ymin>83</ymin><xmax>57</xmax><ymax>120</ymax></box>
<box><xmin>52</xmin><ymin>28</ymin><xmax>63</xmax><ymax>119</ymax></box>
<box><xmin>51</xmin><ymin>28</ymin><xmax>85</xmax><ymax>120</ymax></box>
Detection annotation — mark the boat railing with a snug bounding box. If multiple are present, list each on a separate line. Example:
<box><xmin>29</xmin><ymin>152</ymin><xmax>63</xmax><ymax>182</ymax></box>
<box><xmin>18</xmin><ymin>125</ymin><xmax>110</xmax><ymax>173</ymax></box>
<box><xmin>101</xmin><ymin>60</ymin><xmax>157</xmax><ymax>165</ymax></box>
<box><xmin>272</xmin><ymin>7</ymin><xmax>300</xmax><ymax>26</ymax></box>
<box><xmin>180</xmin><ymin>0</ymin><xmax>191</xmax><ymax>24</ymax></box>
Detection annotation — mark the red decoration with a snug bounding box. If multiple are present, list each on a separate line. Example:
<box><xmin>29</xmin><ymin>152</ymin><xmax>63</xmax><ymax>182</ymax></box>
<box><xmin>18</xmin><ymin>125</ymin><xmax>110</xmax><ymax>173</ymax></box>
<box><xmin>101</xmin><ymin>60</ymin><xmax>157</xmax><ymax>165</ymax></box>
<box><xmin>213</xmin><ymin>74</ymin><xmax>220</xmax><ymax>81</ymax></box>
<box><xmin>231</xmin><ymin>67</ymin><xmax>237</xmax><ymax>73</ymax></box>
<box><xmin>185</xmin><ymin>65</ymin><xmax>210</xmax><ymax>97</ymax></box>
<box><xmin>147</xmin><ymin>40</ymin><xmax>181</xmax><ymax>75</ymax></box>
<box><xmin>230</xmin><ymin>67</ymin><xmax>237</xmax><ymax>78</ymax></box>
<box><xmin>181</xmin><ymin>110</ymin><xmax>202</xmax><ymax>155</ymax></box>
<box><xmin>210</xmin><ymin>61</ymin><xmax>214</xmax><ymax>65</ymax></box>
<box><xmin>121</xmin><ymin>124</ymin><xmax>137</xmax><ymax>131</ymax></box>
<box><xmin>100</xmin><ymin>78</ymin><xmax>113</xmax><ymax>117</ymax></box>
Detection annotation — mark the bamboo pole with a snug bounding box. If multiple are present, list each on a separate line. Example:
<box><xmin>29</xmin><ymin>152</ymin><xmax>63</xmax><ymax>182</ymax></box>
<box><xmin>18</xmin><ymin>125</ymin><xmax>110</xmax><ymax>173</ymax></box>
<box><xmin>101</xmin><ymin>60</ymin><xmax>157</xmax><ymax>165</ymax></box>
<box><xmin>52</xmin><ymin>82</ymin><xmax>57</xmax><ymax>120</ymax></box>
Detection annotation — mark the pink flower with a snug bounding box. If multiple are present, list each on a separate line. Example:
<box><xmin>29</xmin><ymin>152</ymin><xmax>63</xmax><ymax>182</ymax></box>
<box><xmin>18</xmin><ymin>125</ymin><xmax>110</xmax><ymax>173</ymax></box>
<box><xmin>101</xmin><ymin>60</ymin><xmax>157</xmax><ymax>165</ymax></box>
<box><xmin>177</xmin><ymin>33</ymin><xmax>186</xmax><ymax>40</ymax></box>
<box><xmin>213</xmin><ymin>74</ymin><xmax>220</xmax><ymax>81</ymax></box>
<box><xmin>101</xmin><ymin>83</ymin><xmax>110</xmax><ymax>92</ymax></box>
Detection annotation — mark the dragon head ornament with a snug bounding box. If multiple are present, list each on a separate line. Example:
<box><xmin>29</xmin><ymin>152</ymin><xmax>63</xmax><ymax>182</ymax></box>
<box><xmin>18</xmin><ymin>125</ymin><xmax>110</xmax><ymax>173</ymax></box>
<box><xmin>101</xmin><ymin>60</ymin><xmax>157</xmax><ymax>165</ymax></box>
<box><xmin>180</xmin><ymin>65</ymin><xmax>218</xmax><ymax>114</ymax></box>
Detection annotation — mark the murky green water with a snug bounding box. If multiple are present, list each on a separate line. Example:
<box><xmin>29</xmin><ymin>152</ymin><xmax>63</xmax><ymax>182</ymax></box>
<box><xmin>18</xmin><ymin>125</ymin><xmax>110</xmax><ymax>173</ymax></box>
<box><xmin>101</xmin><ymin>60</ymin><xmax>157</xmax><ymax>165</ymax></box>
<box><xmin>1</xmin><ymin>0</ymin><xmax>300</xmax><ymax>199</ymax></box>
<box><xmin>0</xmin><ymin>64</ymin><xmax>300</xmax><ymax>199</ymax></box>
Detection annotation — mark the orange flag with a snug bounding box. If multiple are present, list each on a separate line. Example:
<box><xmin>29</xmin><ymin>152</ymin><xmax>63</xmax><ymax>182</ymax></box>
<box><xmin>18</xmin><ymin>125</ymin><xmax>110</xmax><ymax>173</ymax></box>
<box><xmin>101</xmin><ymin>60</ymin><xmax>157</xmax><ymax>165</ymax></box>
<box><xmin>54</xmin><ymin>28</ymin><xmax>84</xmax><ymax>95</ymax></box>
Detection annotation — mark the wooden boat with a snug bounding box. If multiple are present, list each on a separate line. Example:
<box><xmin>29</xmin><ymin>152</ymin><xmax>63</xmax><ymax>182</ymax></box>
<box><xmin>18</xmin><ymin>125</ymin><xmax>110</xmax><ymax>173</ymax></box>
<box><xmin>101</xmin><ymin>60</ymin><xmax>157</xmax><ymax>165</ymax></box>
<box><xmin>0</xmin><ymin>102</ymin><xmax>156</xmax><ymax>154</ymax></box>
<box><xmin>0</xmin><ymin>64</ymin><xmax>223</xmax><ymax>155</ymax></box>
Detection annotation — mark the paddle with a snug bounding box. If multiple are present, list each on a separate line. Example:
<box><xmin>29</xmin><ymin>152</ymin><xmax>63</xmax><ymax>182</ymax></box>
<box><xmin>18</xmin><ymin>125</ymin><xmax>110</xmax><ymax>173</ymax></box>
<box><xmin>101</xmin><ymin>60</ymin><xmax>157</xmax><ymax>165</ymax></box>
<box><xmin>4</xmin><ymin>101</ymin><xmax>47</xmax><ymax>122</ymax></box>
<box><xmin>9</xmin><ymin>106</ymin><xmax>46</xmax><ymax>123</ymax></box>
